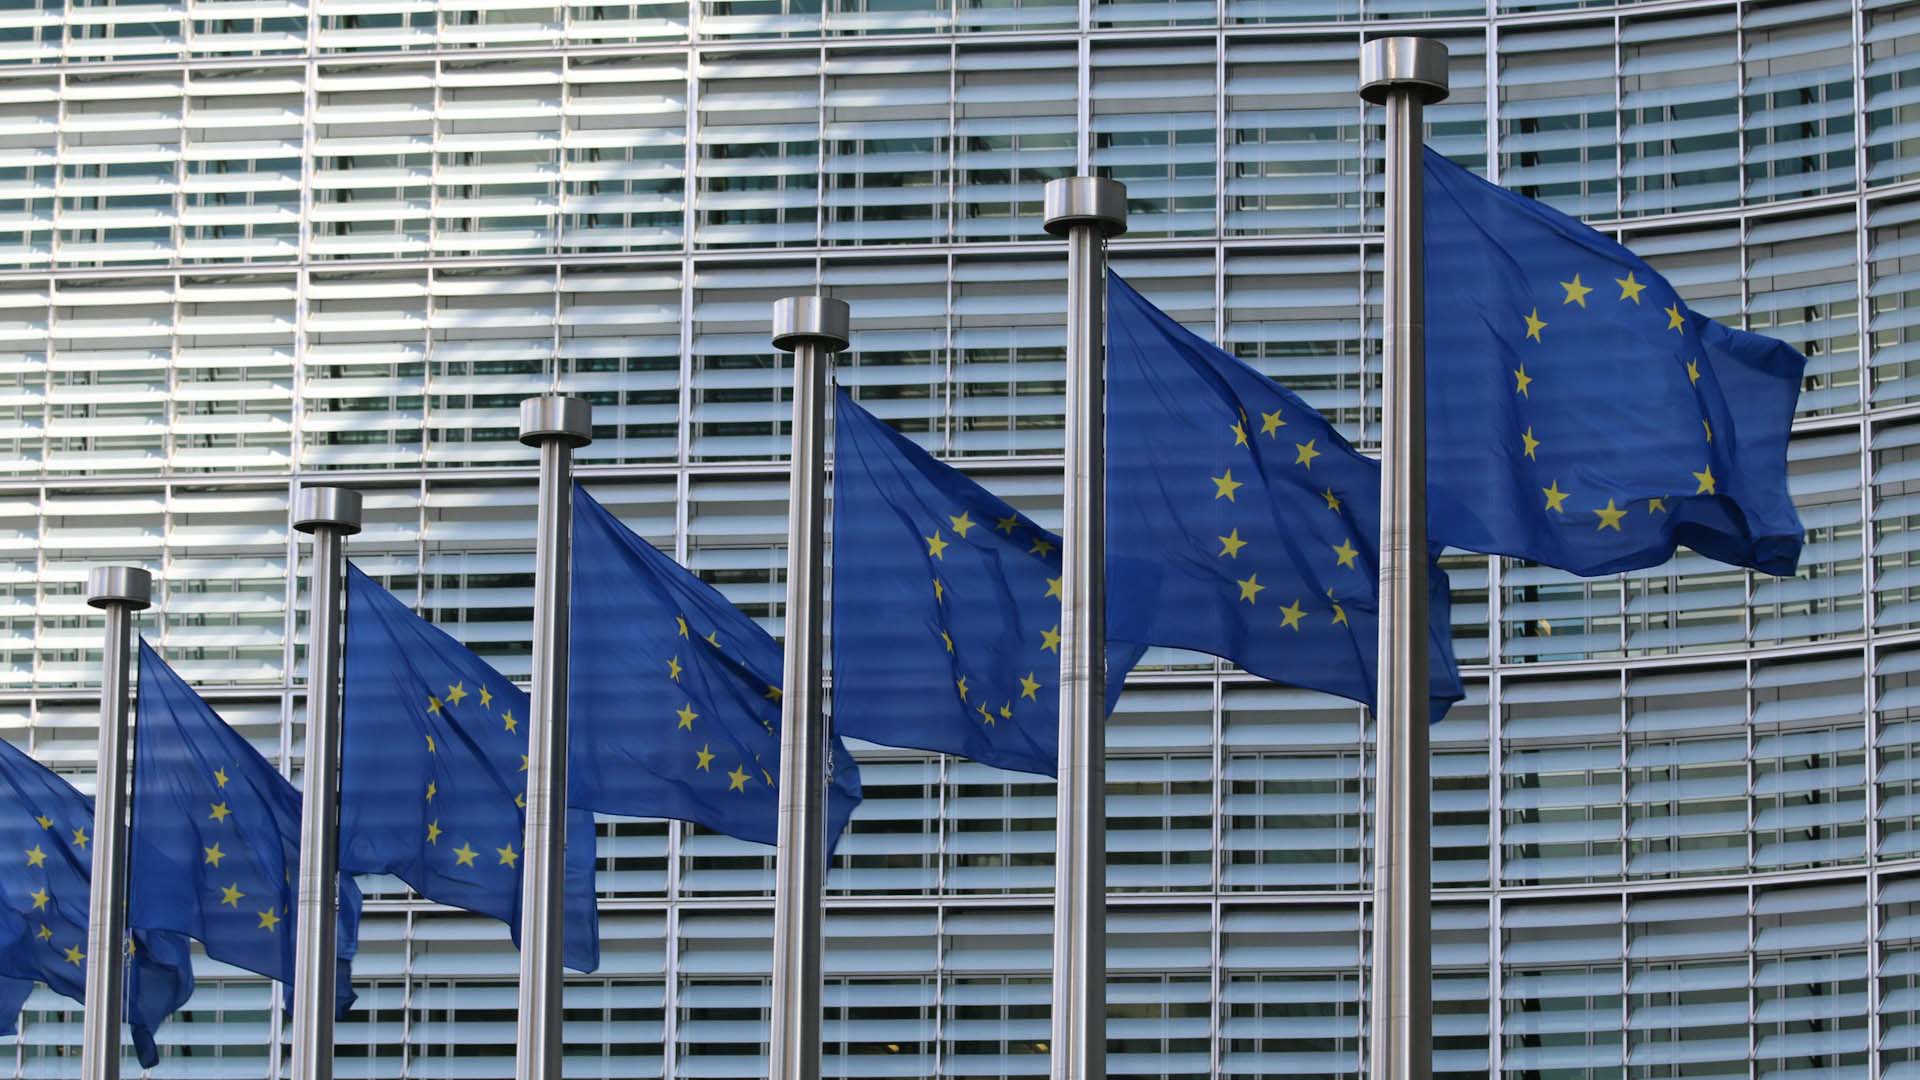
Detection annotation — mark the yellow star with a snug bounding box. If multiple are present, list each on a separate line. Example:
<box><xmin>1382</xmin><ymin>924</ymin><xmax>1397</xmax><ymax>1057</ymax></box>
<box><xmin>426</xmin><ymin>695</ymin><xmax>441</xmax><ymax>715</ymax></box>
<box><xmin>1521</xmin><ymin>427</ymin><xmax>1540</xmax><ymax>460</ymax></box>
<box><xmin>33</xmin><ymin>815</ymin><xmax>49</xmax><ymax>830</ymax></box>
<box><xmin>1218</xmin><ymin>529</ymin><xmax>1247</xmax><ymax>558</ymax></box>
<box><xmin>704</xmin><ymin>630</ymin><xmax>720</xmax><ymax>649</ymax></box>
<box><xmin>1524</xmin><ymin>307</ymin><xmax>1547</xmax><ymax>342</ymax></box>
<box><xmin>1331</xmin><ymin>539</ymin><xmax>1359</xmax><ymax>569</ymax></box>
<box><xmin>28</xmin><ymin>888</ymin><xmax>46</xmax><ymax>911</ymax></box>
<box><xmin>445</xmin><ymin>682</ymin><xmax>467</xmax><ymax>706</ymax></box>
<box><xmin>934</xmin><ymin>578</ymin><xmax>945</xmax><ymax>602</ymax></box>
<box><xmin>1260</xmin><ymin>410</ymin><xmax>1284</xmax><ymax>437</ymax></box>
<box><xmin>1693</xmin><ymin>466</ymin><xmax>1716</xmax><ymax>494</ymax></box>
<box><xmin>1041</xmin><ymin>625</ymin><xmax>1061</xmax><ymax>653</ymax></box>
<box><xmin>478</xmin><ymin>686</ymin><xmax>493</xmax><ymax>709</ymax></box>
<box><xmin>34</xmin><ymin>925</ymin><xmax>50</xmax><ymax>942</ymax></box>
<box><xmin>926</xmin><ymin>531</ymin><xmax>949</xmax><ymax>559</ymax></box>
<box><xmin>940</xmin><ymin>630</ymin><xmax>953</xmax><ymax>653</ymax></box>
<box><xmin>1514</xmin><ymin>364</ymin><xmax>1533</xmax><ymax>397</ymax></box>
<box><xmin>976</xmin><ymin>703</ymin><xmax>994</xmax><ymax>726</ymax></box>
<box><xmin>1560</xmin><ymin>274</ymin><xmax>1592</xmax><ymax>307</ymax></box>
<box><xmin>24</xmin><ymin>845</ymin><xmax>44</xmax><ymax>868</ymax></box>
<box><xmin>219</xmin><ymin>883</ymin><xmax>244</xmax><ymax>908</ymax></box>
<box><xmin>425</xmin><ymin>734</ymin><xmax>435</xmax><ymax>754</ymax></box>
<box><xmin>1648</xmin><ymin>496</ymin><xmax>1669</xmax><ymax>514</ymax></box>
<box><xmin>497</xmin><ymin>843</ymin><xmax>519</xmax><ymax>867</ymax></box>
<box><xmin>727</xmin><ymin>765</ymin><xmax>750</xmax><ymax>792</ymax></box>
<box><xmin>519</xmin><ymin>754</ymin><xmax>529</xmax><ymax>773</ymax></box>
<box><xmin>1594</xmin><ymin>499</ymin><xmax>1627</xmax><ymax>532</ymax></box>
<box><xmin>1322</xmin><ymin>489</ymin><xmax>1340</xmax><ymax>512</ymax></box>
<box><xmin>950</xmin><ymin>511</ymin><xmax>975</xmax><ymax>537</ymax></box>
<box><xmin>503</xmin><ymin>710</ymin><xmax>518</xmax><ymax>734</ymax></box>
<box><xmin>63</xmin><ymin>945</ymin><xmax>83</xmax><ymax>966</ymax></box>
<box><xmin>1211</xmin><ymin>470</ymin><xmax>1243</xmax><ymax>502</ymax></box>
<box><xmin>695</xmin><ymin>744</ymin><xmax>715</xmax><ymax>771</ymax></box>
<box><xmin>204</xmin><ymin>842</ymin><xmax>226</xmax><ymax>867</ymax></box>
<box><xmin>208</xmin><ymin>802</ymin><xmax>231</xmax><ymax>823</ymax></box>
<box><xmin>1329</xmin><ymin>591</ymin><xmax>1348</xmax><ymax>626</ymax></box>
<box><xmin>1617</xmin><ymin>271</ymin><xmax>1647</xmax><ymax>304</ymax></box>
<box><xmin>765</xmin><ymin>684</ymin><xmax>782</xmax><ymax>701</ymax></box>
<box><xmin>69</xmin><ymin>827</ymin><xmax>86</xmax><ymax>851</ymax></box>
<box><xmin>998</xmin><ymin>702</ymin><xmax>1013</xmax><ymax>722</ymax></box>
<box><xmin>426</xmin><ymin>821</ymin><xmax>442</xmax><ymax>845</ymax></box>
<box><xmin>1686</xmin><ymin>359</ymin><xmax>1700</xmax><ymax>385</ymax></box>
<box><xmin>761</xmin><ymin>767</ymin><xmax>774</xmax><ymax>787</ymax></box>
<box><xmin>1020</xmin><ymin>672</ymin><xmax>1041</xmax><ymax>700</ymax></box>
<box><xmin>1279</xmin><ymin>599</ymin><xmax>1306</xmax><ymax>631</ymax></box>
<box><xmin>995</xmin><ymin>514</ymin><xmax>1020</xmax><ymax>535</ymax></box>
<box><xmin>1542</xmin><ymin>481</ymin><xmax>1569</xmax><ymax>513</ymax></box>
<box><xmin>1029</xmin><ymin>536</ymin><xmax>1056</xmax><ymax>558</ymax></box>
<box><xmin>1236</xmin><ymin>573</ymin><xmax>1265</xmax><ymax>604</ymax></box>
<box><xmin>257</xmin><ymin>909</ymin><xmax>281</xmax><ymax>932</ymax></box>
<box><xmin>956</xmin><ymin>675</ymin><xmax>970</xmax><ymax>701</ymax></box>
<box><xmin>425</xmin><ymin>781</ymin><xmax>437</xmax><ymax>802</ymax></box>
<box><xmin>516</xmin><ymin>792</ymin><xmax>526</xmax><ymax>809</ymax></box>
<box><xmin>211</xmin><ymin>769</ymin><xmax>228</xmax><ymax>790</ymax></box>
<box><xmin>667</xmin><ymin>656</ymin><xmax>683</xmax><ymax>681</ymax></box>
<box><xmin>676</xmin><ymin>703</ymin><xmax>698</xmax><ymax>730</ymax></box>
<box><xmin>676</xmin><ymin>615</ymin><xmax>689</xmax><ymax>638</ymax></box>
<box><xmin>1045</xmin><ymin>575</ymin><xmax>1063</xmax><ymax>600</ymax></box>
<box><xmin>1665</xmin><ymin>303</ymin><xmax>1685</xmax><ymax>332</ymax></box>
<box><xmin>1230</xmin><ymin>420</ymin><xmax>1248</xmax><ymax>446</ymax></box>
<box><xmin>1294</xmin><ymin>440</ymin><xmax>1321</xmax><ymax>469</ymax></box>
<box><xmin>453</xmin><ymin>842</ymin><xmax>478</xmax><ymax>867</ymax></box>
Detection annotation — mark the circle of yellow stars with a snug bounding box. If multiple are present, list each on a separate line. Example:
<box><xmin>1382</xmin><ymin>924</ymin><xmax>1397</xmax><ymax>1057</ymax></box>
<box><xmin>1209</xmin><ymin>405</ymin><xmax>1356</xmax><ymax>632</ymax></box>
<box><xmin>928</xmin><ymin>508</ymin><xmax>1052</xmax><ymax>731</ymax></box>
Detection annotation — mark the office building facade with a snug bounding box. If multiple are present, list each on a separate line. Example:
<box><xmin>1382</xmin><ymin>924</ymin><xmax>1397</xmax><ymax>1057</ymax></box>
<box><xmin>0</xmin><ymin>0</ymin><xmax>1910</xmax><ymax>1074</ymax></box>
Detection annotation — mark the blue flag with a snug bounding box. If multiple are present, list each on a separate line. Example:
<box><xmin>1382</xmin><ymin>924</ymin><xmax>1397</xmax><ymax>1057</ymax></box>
<box><xmin>340</xmin><ymin>565</ymin><xmax>599</xmax><ymax>972</ymax></box>
<box><xmin>1425</xmin><ymin>147</ymin><xmax>1805</xmax><ymax>577</ymax></box>
<box><xmin>571</xmin><ymin>484</ymin><xmax>862</xmax><ymax>848</ymax></box>
<box><xmin>1106</xmin><ymin>272</ymin><xmax>1465</xmax><ymax>719</ymax></box>
<box><xmin>130</xmin><ymin>640</ymin><xmax>362</xmax><ymax>1018</ymax></box>
<box><xmin>832</xmin><ymin>390</ymin><xmax>1135</xmax><ymax>777</ymax></box>
<box><xmin>0</xmin><ymin>737</ymin><xmax>195</xmax><ymax>1067</ymax></box>
<box><xmin>0</xmin><ymin>977</ymin><xmax>29</xmax><ymax>1036</ymax></box>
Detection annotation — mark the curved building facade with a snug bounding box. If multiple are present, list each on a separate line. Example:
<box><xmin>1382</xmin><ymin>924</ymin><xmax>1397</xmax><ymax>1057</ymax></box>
<box><xmin>0</xmin><ymin>0</ymin><xmax>1909</xmax><ymax>1075</ymax></box>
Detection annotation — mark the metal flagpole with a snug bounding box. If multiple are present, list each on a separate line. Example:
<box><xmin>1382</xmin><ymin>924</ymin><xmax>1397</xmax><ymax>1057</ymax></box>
<box><xmin>80</xmin><ymin>565</ymin><xmax>152</xmax><ymax>1080</ymax></box>
<box><xmin>767</xmin><ymin>295</ymin><xmax>847</xmax><ymax>1080</ymax></box>
<box><xmin>290</xmin><ymin>486</ymin><xmax>363</xmax><ymax>1080</ymax></box>
<box><xmin>1359</xmin><ymin>36</ymin><xmax>1448</xmax><ymax>1080</ymax></box>
<box><xmin>516</xmin><ymin>395</ymin><xmax>593</xmax><ymax>1080</ymax></box>
<box><xmin>1041</xmin><ymin>176</ymin><xmax>1126</xmax><ymax>1080</ymax></box>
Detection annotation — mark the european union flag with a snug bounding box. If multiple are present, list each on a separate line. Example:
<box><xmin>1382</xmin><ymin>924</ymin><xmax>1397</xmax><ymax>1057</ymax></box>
<box><xmin>129</xmin><ymin>640</ymin><xmax>362</xmax><ymax>1017</ymax></box>
<box><xmin>831</xmin><ymin>391</ymin><xmax>1135</xmax><ymax>776</ymax></box>
<box><xmin>1107</xmin><ymin>273</ymin><xmax>1465</xmax><ymax>719</ymax></box>
<box><xmin>0</xmin><ymin>736</ymin><xmax>195</xmax><ymax>1067</ymax></box>
<box><xmin>1425</xmin><ymin>147</ymin><xmax>1805</xmax><ymax>577</ymax></box>
<box><xmin>571</xmin><ymin>485</ymin><xmax>862</xmax><ymax>848</ymax></box>
<box><xmin>341</xmin><ymin>565</ymin><xmax>599</xmax><ymax>972</ymax></box>
<box><xmin>0</xmin><ymin>977</ymin><xmax>29</xmax><ymax>1036</ymax></box>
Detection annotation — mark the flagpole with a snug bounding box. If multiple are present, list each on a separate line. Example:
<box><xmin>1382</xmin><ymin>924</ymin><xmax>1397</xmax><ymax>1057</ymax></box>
<box><xmin>1042</xmin><ymin>176</ymin><xmax>1126</xmax><ymax>1080</ymax></box>
<box><xmin>516</xmin><ymin>395</ymin><xmax>593</xmax><ymax>1080</ymax></box>
<box><xmin>1359</xmin><ymin>36</ymin><xmax>1447</xmax><ymax>1080</ymax></box>
<box><xmin>80</xmin><ymin>565</ymin><xmax>151</xmax><ymax>1080</ymax></box>
<box><xmin>290</xmin><ymin>486</ymin><xmax>363</xmax><ymax>1080</ymax></box>
<box><xmin>768</xmin><ymin>295</ymin><xmax>846</xmax><ymax>1080</ymax></box>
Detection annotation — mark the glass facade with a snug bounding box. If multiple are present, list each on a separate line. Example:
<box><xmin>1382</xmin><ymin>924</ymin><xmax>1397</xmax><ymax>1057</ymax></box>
<box><xmin>0</xmin><ymin>0</ymin><xmax>1913</xmax><ymax>1075</ymax></box>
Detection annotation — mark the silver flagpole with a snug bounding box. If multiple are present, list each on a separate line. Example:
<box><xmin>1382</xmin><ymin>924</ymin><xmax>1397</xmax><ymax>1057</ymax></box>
<box><xmin>516</xmin><ymin>395</ymin><xmax>593</xmax><ymax>1080</ymax></box>
<box><xmin>1359</xmin><ymin>36</ymin><xmax>1447</xmax><ymax>1080</ymax></box>
<box><xmin>768</xmin><ymin>295</ymin><xmax>847</xmax><ymax>1080</ymax></box>
<box><xmin>80</xmin><ymin>565</ymin><xmax>152</xmax><ymax>1080</ymax></box>
<box><xmin>1041</xmin><ymin>176</ymin><xmax>1126</xmax><ymax>1080</ymax></box>
<box><xmin>290</xmin><ymin>486</ymin><xmax>363</xmax><ymax>1080</ymax></box>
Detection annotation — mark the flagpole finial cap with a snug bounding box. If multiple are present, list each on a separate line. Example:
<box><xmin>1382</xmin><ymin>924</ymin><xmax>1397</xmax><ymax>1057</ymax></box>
<box><xmin>86</xmin><ymin>566</ymin><xmax>151</xmax><ymax>611</ymax></box>
<box><xmin>1359</xmin><ymin>37</ymin><xmax>1450</xmax><ymax>105</ymax></box>
<box><xmin>292</xmin><ymin>486</ymin><xmax>363</xmax><ymax>536</ymax></box>
<box><xmin>771</xmin><ymin>296</ymin><xmax>850</xmax><ymax>353</ymax></box>
<box><xmin>1043</xmin><ymin>177</ymin><xmax>1128</xmax><ymax>239</ymax></box>
<box><xmin>519</xmin><ymin>395</ymin><xmax>593</xmax><ymax>449</ymax></box>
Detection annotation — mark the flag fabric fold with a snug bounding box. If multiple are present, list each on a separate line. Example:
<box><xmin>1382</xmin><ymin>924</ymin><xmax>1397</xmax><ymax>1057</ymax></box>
<box><xmin>129</xmin><ymin>640</ymin><xmax>362</xmax><ymax>1018</ymax></box>
<box><xmin>570</xmin><ymin>484</ymin><xmax>862</xmax><ymax>849</ymax></box>
<box><xmin>831</xmin><ymin>390</ymin><xmax>1134</xmax><ymax>777</ymax></box>
<box><xmin>1424</xmin><ymin>146</ymin><xmax>1805</xmax><ymax>577</ymax></box>
<box><xmin>1106</xmin><ymin>272</ymin><xmax>1465</xmax><ymax>721</ymax></box>
<box><xmin>0</xmin><ymin>737</ymin><xmax>195</xmax><ymax>1066</ymax></box>
<box><xmin>340</xmin><ymin>565</ymin><xmax>600</xmax><ymax>972</ymax></box>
